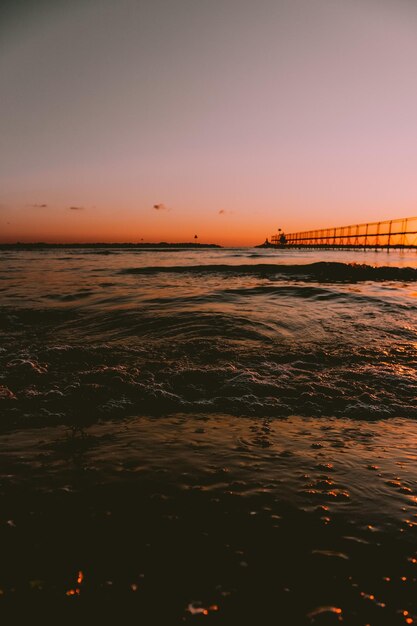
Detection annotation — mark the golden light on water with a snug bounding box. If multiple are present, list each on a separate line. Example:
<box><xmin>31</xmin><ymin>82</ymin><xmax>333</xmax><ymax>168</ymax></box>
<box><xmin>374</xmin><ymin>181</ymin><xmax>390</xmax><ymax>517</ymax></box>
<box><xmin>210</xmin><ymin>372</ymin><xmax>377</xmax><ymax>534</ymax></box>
<box><xmin>66</xmin><ymin>570</ymin><xmax>84</xmax><ymax>597</ymax></box>
<box><xmin>186</xmin><ymin>602</ymin><xmax>219</xmax><ymax>616</ymax></box>
<box><xmin>307</xmin><ymin>606</ymin><xmax>343</xmax><ymax>621</ymax></box>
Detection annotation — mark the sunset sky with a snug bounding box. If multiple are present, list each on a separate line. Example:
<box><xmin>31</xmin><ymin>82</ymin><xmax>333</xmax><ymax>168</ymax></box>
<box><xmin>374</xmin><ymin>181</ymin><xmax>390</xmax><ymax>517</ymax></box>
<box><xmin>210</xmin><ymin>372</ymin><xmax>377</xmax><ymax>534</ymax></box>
<box><xmin>1</xmin><ymin>0</ymin><xmax>417</xmax><ymax>246</ymax></box>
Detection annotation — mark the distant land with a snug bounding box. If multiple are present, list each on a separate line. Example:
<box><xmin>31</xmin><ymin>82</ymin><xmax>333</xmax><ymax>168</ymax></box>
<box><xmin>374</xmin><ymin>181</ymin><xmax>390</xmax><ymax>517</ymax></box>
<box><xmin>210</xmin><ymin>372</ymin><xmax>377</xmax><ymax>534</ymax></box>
<box><xmin>0</xmin><ymin>242</ymin><xmax>222</xmax><ymax>250</ymax></box>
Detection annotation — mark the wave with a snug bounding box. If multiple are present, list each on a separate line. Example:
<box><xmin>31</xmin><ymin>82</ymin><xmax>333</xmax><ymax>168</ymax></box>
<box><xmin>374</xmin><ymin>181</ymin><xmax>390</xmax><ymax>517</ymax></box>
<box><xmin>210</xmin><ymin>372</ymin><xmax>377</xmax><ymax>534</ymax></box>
<box><xmin>120</xmin><ymin>261</ymin><xmax>417</xmax><ymax>281</ymax></box>
<box><xmin>2</xmin><ymin>253</ymin><xmax>417</xmax><ymax>432</ymax></box>
<box><xmin>1</xmin><ymin>335</ymin><xmax>416</xmax><ymax>433</ymax></box>
<box><xmin>140</xmin><ymin>285</ymin><xmax>416</xmax><ymax>313</ymax></box>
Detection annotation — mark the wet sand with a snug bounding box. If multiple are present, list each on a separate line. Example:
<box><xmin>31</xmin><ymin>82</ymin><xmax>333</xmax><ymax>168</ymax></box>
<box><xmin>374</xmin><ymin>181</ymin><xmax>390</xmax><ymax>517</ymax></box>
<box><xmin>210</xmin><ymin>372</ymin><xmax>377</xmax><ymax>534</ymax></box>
<box><xmin>1</xmin><ymin>414</ymin><xmax>417</xmax><ymax>624</ymax></box>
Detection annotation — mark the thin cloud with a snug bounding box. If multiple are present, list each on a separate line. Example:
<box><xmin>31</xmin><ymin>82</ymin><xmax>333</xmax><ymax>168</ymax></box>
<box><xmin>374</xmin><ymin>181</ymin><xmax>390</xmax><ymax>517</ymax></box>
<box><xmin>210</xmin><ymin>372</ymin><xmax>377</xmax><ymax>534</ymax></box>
<box><xmin>68</xmin><ymin>206</ymin><xmax>85</xmax><ymax>211</ymax></box>
<box><xmin>30</xmin><ymin>203</ymin><xmax>48</xmax><ymax>208</ymax></box>
<box><xmin>153</xmin><ymin>203</ymin><xmax>170</xmax><ymax>211</ymax></box>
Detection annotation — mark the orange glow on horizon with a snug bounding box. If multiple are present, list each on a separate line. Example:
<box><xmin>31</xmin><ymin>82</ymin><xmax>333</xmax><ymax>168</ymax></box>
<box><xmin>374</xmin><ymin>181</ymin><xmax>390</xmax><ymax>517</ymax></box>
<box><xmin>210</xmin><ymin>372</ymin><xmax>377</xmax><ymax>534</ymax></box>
<box><xmin>2</xmin><ymin>207</ymin><xmax>417</xmax><ymax>247</ymax></box>
<box><xmin>2</xmin><ymin>0</ymin><xmax>417</xmax><ymax>248</ymax></box>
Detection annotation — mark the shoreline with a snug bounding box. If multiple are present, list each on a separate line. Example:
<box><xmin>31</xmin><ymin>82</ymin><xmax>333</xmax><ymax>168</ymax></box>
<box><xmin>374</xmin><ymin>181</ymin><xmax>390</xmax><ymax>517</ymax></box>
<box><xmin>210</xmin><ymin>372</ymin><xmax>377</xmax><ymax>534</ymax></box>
<box><xmin>0</xmin><ymin>242</ymin><xmax>222</xmax><ymax>250</ymax></box>
<box><xmin>1</xmin><ymin>413</ymin><xmax>417</xmax><ymax>623</ymax></box>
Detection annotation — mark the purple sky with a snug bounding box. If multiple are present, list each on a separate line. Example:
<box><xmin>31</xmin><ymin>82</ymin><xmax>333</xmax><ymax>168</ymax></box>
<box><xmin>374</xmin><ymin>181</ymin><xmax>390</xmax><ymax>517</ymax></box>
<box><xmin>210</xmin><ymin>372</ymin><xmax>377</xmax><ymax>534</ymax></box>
<box><xmin>1</xmin><ymin>0</ymin><xmax>417</xmax><ymax>244</ymax></box>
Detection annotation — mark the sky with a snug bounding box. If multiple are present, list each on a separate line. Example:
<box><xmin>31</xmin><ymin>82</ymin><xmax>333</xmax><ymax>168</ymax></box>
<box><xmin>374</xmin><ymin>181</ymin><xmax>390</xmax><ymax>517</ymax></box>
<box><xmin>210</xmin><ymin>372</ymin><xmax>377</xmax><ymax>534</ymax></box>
<box><xmin>1</xmin><ymin>0</ymin><xmax>417</xmax><ymax>246</ymax></box>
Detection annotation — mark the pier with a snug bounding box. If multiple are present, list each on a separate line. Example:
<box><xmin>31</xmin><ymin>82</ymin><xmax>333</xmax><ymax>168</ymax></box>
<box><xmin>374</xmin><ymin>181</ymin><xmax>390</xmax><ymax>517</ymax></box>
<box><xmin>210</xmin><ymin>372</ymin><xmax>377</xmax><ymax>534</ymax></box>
<box><xmin>271</xmin><ymin>216</ymin><xmax>417</xmax><ymax>249</ymax></box>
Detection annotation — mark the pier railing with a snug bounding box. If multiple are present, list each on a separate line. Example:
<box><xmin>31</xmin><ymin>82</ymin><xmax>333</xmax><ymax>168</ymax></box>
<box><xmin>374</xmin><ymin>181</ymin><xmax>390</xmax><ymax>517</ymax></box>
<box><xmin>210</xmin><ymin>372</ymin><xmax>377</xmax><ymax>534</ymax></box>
<box><xmin>271</xmin><ymin>217</ymin><xmax>417</xmax><ymax>248</ymax></box>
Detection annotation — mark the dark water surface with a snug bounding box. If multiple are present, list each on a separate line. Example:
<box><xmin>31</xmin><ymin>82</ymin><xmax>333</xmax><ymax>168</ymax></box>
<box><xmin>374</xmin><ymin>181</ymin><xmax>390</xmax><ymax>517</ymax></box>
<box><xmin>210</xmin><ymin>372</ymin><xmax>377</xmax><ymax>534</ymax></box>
<box><xmin>1</xmin><ymin>247</ymin><xmax>417</xmax><ymax>623</ymax></box>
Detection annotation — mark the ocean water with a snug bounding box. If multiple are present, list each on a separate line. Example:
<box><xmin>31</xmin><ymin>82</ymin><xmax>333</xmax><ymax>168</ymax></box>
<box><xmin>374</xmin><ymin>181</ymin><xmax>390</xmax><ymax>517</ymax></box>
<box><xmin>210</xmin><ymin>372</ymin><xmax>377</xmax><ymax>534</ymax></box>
<box><xmin>1</xmin><ymin>246</ymin><xmax>417</xmax><ymax>623</ymax></box>
<box><xmin>1</xmin><ymin>247</ymin><xmax>417</xmax><ymax>425</ymax></box>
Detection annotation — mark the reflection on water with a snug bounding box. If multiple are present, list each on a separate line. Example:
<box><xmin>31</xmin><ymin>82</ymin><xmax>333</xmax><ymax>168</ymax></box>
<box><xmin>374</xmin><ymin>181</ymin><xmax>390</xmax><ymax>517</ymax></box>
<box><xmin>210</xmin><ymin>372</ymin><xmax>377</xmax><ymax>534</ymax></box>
<box><xmin>0</xmin><ymin>247</ymin><xmax>417</xmax><ymax>622</ymax></box>
<box><xmin>1</xmin><ymin>414</ymin><xmax>417</xmax><ymax>623</ymax></box>
<box><xmin>1</xmin><ymin>248</ymin><xmax>416</xmax><ymax>423</ymax></box>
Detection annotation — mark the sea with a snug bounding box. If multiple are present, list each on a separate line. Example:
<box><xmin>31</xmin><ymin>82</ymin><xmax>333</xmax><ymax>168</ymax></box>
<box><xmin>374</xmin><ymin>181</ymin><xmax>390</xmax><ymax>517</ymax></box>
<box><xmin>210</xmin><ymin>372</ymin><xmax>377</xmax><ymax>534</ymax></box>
<box><xmin>1</xmin><ymin>246</ymin><xmax>417</xmax><ymax>624</ymax></box>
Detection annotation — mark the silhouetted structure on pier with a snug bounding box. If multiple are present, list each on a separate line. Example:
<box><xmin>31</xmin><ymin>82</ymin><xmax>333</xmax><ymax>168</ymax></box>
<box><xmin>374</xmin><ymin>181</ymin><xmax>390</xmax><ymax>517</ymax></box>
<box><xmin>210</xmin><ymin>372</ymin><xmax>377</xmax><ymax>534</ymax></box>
<box><xmin>271</xmin><ymin>217</ymin><xmax>417</xmax><ymax>249</ymax></box>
